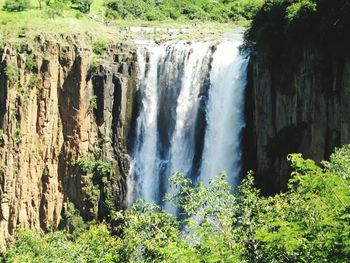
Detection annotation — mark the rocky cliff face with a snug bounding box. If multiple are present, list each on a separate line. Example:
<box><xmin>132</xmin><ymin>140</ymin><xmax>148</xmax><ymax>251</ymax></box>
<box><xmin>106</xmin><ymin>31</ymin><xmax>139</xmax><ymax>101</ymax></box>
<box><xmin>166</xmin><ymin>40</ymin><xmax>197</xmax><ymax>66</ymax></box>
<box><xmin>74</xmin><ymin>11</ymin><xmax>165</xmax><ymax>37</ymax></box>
<box><xmin>0</xmin><ymin>36</ymin><xmax>137</xmax><ymax>248</ymax></box>
<box><xmin>245</xmin><ymin>49</ymin><xmax>350</xmax><ymax>194</ymax></box>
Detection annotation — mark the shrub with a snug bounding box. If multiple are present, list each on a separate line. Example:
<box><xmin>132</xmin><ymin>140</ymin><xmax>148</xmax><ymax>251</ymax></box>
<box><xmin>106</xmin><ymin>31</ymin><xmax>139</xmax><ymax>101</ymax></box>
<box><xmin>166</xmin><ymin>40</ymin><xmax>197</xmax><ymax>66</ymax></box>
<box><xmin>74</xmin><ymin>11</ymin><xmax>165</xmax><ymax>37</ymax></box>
<box><xmin>70</xmin><ymin>0</ymin><xmax>92</xmax><ymax>13</ymax></box>
<box><xmin>25</xmin><ymin>57</ymin><xmax>37</xmax><ymax>72</ymax></box>
<box><xmin>87</xmin><ymin>58</ymin><xmax>100</xmax><ymax>77</ymax></box>
<box><xmin>4</xmin><ymin>145</ymin><xmax>350</xmax><ymax>262</ymax></box>
<box><xmin>90</xmin><ymin>95</ymin><xmax>97</xmax><ymax>110</ymax></box>
<box><xmin>75</xmin><ymin>156</ymin><xmax>115</xmax><ymax>181</ymax></box>
<box><xmin>103</xmin><ymin>0</ymin><xmax>264</xmax><ymax>22</ymax></box>
<box><xmin>2</xmin><ymin>0</ymin><xmax>30</xmax><ymax>12</ymax></box>
<box><xmin>5</xmin><ymin>64</ymin><xmax>19</xmax><ymax>84</ymax></box>
<box><xmin>45</xmin><ymin>0</ymin><xmax>70</xmax><ymax>18</ymax></box>
<box><xmin>92</xmin><ymin>39</ymin><xmax>109</xmax><ymax>57</ymax></box>
<box><xmin>28</xmin><ymin>75</ymin><xmax>39</xmax><ymax>88</ymax></box>
<box><xmin>0</xmin><ymin>129</ymin><xmax>4</xmax><ymax>147</ymax></box>
<box><xmin>246</xmin><ymin>0</ymin><xmax>350</xmax><ymax>53</ymax></box>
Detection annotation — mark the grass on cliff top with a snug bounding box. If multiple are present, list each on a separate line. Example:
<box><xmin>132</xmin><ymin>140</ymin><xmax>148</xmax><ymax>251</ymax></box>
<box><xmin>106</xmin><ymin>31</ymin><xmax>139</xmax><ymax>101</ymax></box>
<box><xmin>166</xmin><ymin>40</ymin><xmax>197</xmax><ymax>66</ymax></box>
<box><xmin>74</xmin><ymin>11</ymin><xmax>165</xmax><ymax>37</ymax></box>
<box><xmin>0</xmin><ymin>0</ymin><xmax>247</xmax><ymax>48</ymax></box>
<box><xmin>0</xmin><ymin>0</ymin><xmax>125</xmax><ymax>48</ymax></box>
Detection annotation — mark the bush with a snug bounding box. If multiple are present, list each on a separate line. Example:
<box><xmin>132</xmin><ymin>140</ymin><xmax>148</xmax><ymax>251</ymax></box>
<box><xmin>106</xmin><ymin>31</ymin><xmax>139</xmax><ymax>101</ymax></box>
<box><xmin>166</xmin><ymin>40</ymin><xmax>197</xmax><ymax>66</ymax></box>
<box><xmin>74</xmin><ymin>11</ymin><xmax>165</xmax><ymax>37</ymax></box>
<box><xmin>45</xmin><ymin>0</ymin><xmax>70</xmax><ymax>18</ymax></box>
<box><xmin>28</xmin><ymin>75</ymin><xmax>39</xmax><ymax>88</ymax></box>
<box><xmin>92</xmin><ymin>39</ymin><xmax>109</xmax><ymax>57</ymax></box>
<box><xmin>87</xmin><ymin>58</ymin><xmax>100</xmax><ymax>77</ymax></box>
<box><xmin>2</xmin><ymin>0</ymin><xmax>30</xmax><ymax>12</ymax></box>
<box><xmin>246</xmin><ymin>0</ymin><xmax>350</xmax><ymax>53</ymax></box>
<box><xmin>104</xmin><ymin>0</ymin><xmax>265</xmax><ymax>22</ymax></box>
<box><xmin>70</xmin><ymin>0</ymin><xmax>92</xmax><ymax>13</ymax></box>
<box><xmin>25</xmin><ymin>57</ymin><xmax>37</xmax><ymax>72</ymax></box>
<box><xmin>4</xmin><ymin>145</ymin><xmax>350</xmax><ymax>262</ymax></box>
<box><xmin>5</xmin><ymin>64</ymin><xmax>19</xmax><ymax>84</ymax></box>
<box><xmin>2</xmin><ymin>225</ymin><xmax>121</xmax><ymax>263</ymax></box>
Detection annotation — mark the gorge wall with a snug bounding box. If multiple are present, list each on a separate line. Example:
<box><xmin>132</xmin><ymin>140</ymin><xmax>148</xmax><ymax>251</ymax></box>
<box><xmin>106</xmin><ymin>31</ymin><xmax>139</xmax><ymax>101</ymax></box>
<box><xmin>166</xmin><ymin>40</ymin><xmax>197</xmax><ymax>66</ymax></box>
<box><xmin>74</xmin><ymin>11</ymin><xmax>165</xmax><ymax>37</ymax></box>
<box><xmin>3</xmin><ymin>30</ymin><xmax>350</xmax><ymax>248</ymax></box>
<box><xmin>245</xmin><ymin>49</ymin><xmax>350</xmax><ymax>194</ymax></box>
<box><xmin>0</xmin><ymin>36</ymin><xmax>137</xmax><ymax>248</ymax></box>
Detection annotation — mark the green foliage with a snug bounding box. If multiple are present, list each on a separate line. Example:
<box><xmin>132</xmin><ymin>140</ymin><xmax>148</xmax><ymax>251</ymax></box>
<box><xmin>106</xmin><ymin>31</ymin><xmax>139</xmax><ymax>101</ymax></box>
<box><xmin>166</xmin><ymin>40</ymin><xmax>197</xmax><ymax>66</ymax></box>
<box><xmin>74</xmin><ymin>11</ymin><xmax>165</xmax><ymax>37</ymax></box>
<box><xmin>325</xmin><ymin>145</ymin><xmax>350</xmax><ymax>180</ymax></box>
<box><xmin>2</xmin><ymin>0</ymin><xmax>30</xmax><ymax>12</ymax></box>
<box><xmin>92</xmin><ymin>39</ymin><xmax>109</xmax><ymax>57</ymax></box>
<box><xmin>0</xmin><ymin>129</ymin><xmax>4</xmax><ymax>147</ymax></box>
<box><xmin>229</xmin><ymin>0</ymin><xmax>265</xmax><ymax>20</ymax></box>
<box><xmin>4</xmin><ymin>145</ymin><xmax>350</xmax><ymax>262</ymax></box>
<box><xmin>17</xmin><ymin>87</ymin><xmax>30</xmax><ymax>104</ymax></box>
<box><xmin>75</xmin><ymin>155</ymin><xmax>115</xmax><ymax>181</ymax></box>
<box><xmin>90</xmin><ymin>95</ymin><xmax>98</xmax><ymax>110</ymax></box>
<box><xmin>88</xmin><ymin>40</ymin><xmax>107</xmax><ymax>78</ymax></box>
<box><xmin>25</xmin><ymin>57</ymin><xmax>37</xmax><ymax>72</ymax></box>
<box><xmin>112</xmin><ymin>200</ymin><xmax>194</xmax><ymax>262</ymax></box>
<box><xmin>28</xmin><ymin>75</ymin><xmax>39</xmax><ymax>88</ymax></box>
<box><xmin>2</xmin><ymin>225</ymin><xmax>120</xmax><ymax>263</ymax></box>
<box><xmin>87</xmin><ymin>57</ymin><xmax>101</xmax><ymax>77</ymax></box>
<box><xmin>104</xmin><ymin>0</ymin><xmax>265</xmax><ymax>22</ymax></box>
<box><xmin>286</xmin><ymin>0</ymin><xmax>316</xmax><ymax>22</ymax></box>
<box><xmin>74</xmin><ymin>155</ymin><xmax>116</xmax><ymax>218</ymax></box>
<box><xmin>14</xmin><ymin>128</ymin><xmax>21</xmax><ymax>145</ymax></box>
<box><xmin>5</xmin><ymin>63</ymin><xmax>19</xmax><ymax>84</ymax></box>
<box><xmin>71</xmin><ymin>0</ymin><xmax>92</xmax><ymax>13</ymax></box>
<box><xmin>65</xmin><ymin>202</ymin><xmax>86</xmax><ymax>235</ymax></box>
<box><xmin>255</xmin><ymin>152</ymin><xmax>350</xmax><ymax>262</ymax></box>
<box><xmin>45</xmin><ymin>0</ymin><xmax>70</xmax><ymax>18</ymax></box>
<box><xmin>246</xmin><ymin>0</ymin><xmax>350</xmax><ymax>53</ymax></box>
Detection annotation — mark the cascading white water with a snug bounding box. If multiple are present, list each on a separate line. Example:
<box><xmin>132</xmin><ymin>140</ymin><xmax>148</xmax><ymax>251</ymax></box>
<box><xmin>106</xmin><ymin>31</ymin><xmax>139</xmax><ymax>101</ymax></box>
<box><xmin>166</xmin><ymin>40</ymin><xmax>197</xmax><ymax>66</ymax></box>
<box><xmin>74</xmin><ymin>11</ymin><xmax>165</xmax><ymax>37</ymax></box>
<box><xmin>199</xmin><ymin>40</ymin><xmax>249</xmax><ymax>186</ymax></box>
<box><xmin>127</xmin><ymin>43</ymin><xmax>163</xmax><ymax>204</ymax></box>
<box><xmin>128</xmin><ymin>35</ymin><xmax>249</xmax><ymax>212</ymax></box>
<box><xmin>164</xmin><ymin>42</ymin><xmax>212</xmax><ymax>213</ymax></box>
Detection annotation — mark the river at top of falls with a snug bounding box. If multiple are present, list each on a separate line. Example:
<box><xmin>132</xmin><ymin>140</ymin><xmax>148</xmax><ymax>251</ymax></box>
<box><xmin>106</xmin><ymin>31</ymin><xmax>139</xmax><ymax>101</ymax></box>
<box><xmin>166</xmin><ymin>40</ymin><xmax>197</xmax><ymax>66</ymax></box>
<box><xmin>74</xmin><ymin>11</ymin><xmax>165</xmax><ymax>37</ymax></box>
<box><xmin>127</xmin><ymin>32</ymin><xmax>249</xmax><ymax>214</ymax></box>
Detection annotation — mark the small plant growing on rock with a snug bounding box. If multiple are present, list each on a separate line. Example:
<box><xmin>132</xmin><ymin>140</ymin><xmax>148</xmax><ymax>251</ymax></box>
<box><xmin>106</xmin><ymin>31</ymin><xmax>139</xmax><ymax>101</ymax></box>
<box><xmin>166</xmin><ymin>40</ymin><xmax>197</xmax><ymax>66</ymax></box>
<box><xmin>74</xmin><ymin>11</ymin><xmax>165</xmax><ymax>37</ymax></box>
<box><xmin>0</xmin><ymin>129</ymin><xmax>4</xmax><ymax>147</ymax></box>
<box><xmin>14</xmin><ymin>128</ymin><xmax>21</xmax><ymax>145</ymax></box>
<box><xmin>87</xmin><ymin>58</ymin><xmax>100</xmax><ymax>77</ymax></box>
<box><xmin>5</xmin><ymin>64</ymin><xmax>19</xmax><ymax>84</ymax></box>
<box><xmin>74</xmin><ymin>155</ymin><xmax>116</xmax><ymax>218</ymax></box>
<box><xmin>92</xmin><ymin>39</ymin><xmax>109</xmax><ymax>57</ymax></box>
<box><xmin>25</xmin><ymin>57</ymin><xmax>37</xmax><ymax>72</ymax></box>
<box><xmin>28</xmin><ymin>75</ymin><xmax>39</xmax><ymax>88</ymax></box>
<box><xmin>75</xmin><ymin>156</ymin><xmax>115</xmax><ymax>181</ymax></box>
<box><xmin>90</xmin><ymin>95</ymin><xmax>98</xmax><ymax>110</ymax></box>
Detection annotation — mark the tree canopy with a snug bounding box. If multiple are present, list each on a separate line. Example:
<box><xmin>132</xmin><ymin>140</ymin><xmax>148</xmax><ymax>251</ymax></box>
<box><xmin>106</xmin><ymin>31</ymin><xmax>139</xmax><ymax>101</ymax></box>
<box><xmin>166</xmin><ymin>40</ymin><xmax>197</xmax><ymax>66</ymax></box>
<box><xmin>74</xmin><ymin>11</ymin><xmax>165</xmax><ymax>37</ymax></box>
<box><xmin>2</xmin><ymin>145</ymin><xmax>350</xmax><ymax>262</ymax></box>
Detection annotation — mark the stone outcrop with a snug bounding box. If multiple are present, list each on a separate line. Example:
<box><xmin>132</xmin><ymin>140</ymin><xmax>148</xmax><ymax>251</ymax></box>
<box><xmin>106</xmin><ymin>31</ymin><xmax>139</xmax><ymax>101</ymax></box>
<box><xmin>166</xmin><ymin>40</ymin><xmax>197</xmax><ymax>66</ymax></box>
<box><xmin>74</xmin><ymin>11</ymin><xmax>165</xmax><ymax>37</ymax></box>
<box><xmin>245</xmin><ymin>49</ymin><xmax>350</xmax><ymax>194</ymax></box>
<box><xmin>0</xmin><ymin>37</ymin><xmax>137</xmax><ymax>248</ymax></box>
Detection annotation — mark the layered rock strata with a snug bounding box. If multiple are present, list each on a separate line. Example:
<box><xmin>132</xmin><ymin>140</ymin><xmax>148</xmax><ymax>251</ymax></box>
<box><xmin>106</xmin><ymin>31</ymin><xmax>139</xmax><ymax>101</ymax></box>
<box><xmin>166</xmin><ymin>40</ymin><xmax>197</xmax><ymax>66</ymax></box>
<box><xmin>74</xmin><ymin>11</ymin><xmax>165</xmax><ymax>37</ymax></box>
<box><xmin>0</xmin><ymin>37</ymin><xmax>137</xmax><ymax>248</ymax></box>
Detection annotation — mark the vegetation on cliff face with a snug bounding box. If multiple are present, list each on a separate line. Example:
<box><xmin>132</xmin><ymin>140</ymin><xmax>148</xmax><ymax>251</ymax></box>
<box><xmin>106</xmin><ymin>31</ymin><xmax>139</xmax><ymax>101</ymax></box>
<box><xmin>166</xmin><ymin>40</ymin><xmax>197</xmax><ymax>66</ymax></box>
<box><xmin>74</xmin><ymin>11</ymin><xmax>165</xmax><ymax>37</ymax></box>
<box><xmin>2</xmin><ymin>145</ymin><xmax>350</xmax><ymax>262</ymax></box>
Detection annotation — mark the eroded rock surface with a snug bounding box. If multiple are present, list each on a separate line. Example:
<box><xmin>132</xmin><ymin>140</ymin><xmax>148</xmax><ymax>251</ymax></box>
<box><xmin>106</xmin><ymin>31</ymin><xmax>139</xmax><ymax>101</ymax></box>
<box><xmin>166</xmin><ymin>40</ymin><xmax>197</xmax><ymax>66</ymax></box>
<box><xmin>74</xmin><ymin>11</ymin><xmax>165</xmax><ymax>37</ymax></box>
<box><xmin>0</xmin><ymin>38</ymin><xmax>137</xmax><ymax>248</ymax></box>
<box><xmin>245</xmin><ymin>50</ymin><xmax>350</xmax><ymax>194</ymax></box>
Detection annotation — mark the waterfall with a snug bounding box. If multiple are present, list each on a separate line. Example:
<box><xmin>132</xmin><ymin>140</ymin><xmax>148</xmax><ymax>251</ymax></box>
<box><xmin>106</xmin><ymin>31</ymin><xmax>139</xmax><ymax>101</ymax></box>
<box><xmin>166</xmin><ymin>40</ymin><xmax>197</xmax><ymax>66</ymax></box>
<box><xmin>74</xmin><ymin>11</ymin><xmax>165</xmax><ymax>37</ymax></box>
<box><xmin>199</xmin><ymin>40</ymin><xmax>249</xmax><ymax>186</ymax></box>
<box><xmin>128</xmin><ymin>35</ymin><xmax>249</xmax><ymax>212</ymax></box>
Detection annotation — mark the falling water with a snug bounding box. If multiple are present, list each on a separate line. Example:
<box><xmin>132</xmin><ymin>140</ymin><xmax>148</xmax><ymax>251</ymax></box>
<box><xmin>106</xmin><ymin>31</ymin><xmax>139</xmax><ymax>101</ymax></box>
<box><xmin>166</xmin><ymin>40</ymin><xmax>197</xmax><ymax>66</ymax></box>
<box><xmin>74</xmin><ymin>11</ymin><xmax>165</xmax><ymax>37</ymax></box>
<box><xmin>128</xmin><ymin>35</ymin><xmax>249</xmax><ymax>212</ymax></box>
<box><xmin>199</xmin><ymin>40</ymin><xmax>249</xmax><ymax>186</ymax></box>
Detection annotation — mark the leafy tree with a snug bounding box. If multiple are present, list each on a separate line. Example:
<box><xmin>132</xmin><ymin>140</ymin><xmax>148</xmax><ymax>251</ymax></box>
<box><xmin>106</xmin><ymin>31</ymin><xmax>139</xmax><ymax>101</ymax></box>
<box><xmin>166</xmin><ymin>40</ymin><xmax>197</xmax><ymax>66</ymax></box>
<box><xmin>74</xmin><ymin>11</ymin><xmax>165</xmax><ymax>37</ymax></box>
<box><xmin>70</xmin><ymin>0</ymin><xmax>92</xmax><ymax>13</ymax></box>
<box><xmin>103</xmin><ymin>0</ymin><xmax>265</xmax><ymax>22</ymax></box>
<box><xmin>44</xmin><ymin>0</ymin><xmax>70</xmax><ymax>17</ymax></box>
<box><xmin>3</xmin><ymin>145</ymin><xmax>350</xmax><ymax>262</ymax></box>
<box><xmin>2</xmin><ymin>0</ymin><xmax>30</xmax><ymax>12</ymax></box>
<box><xmin>255</xmin><ymin>153</ymin><xmax>350</xmax><ymax>262</ymax></box>
<box><xmin>246</xmin><ymin>0</ymin><xmax>350</xmax><ymax>53</ymax></box>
